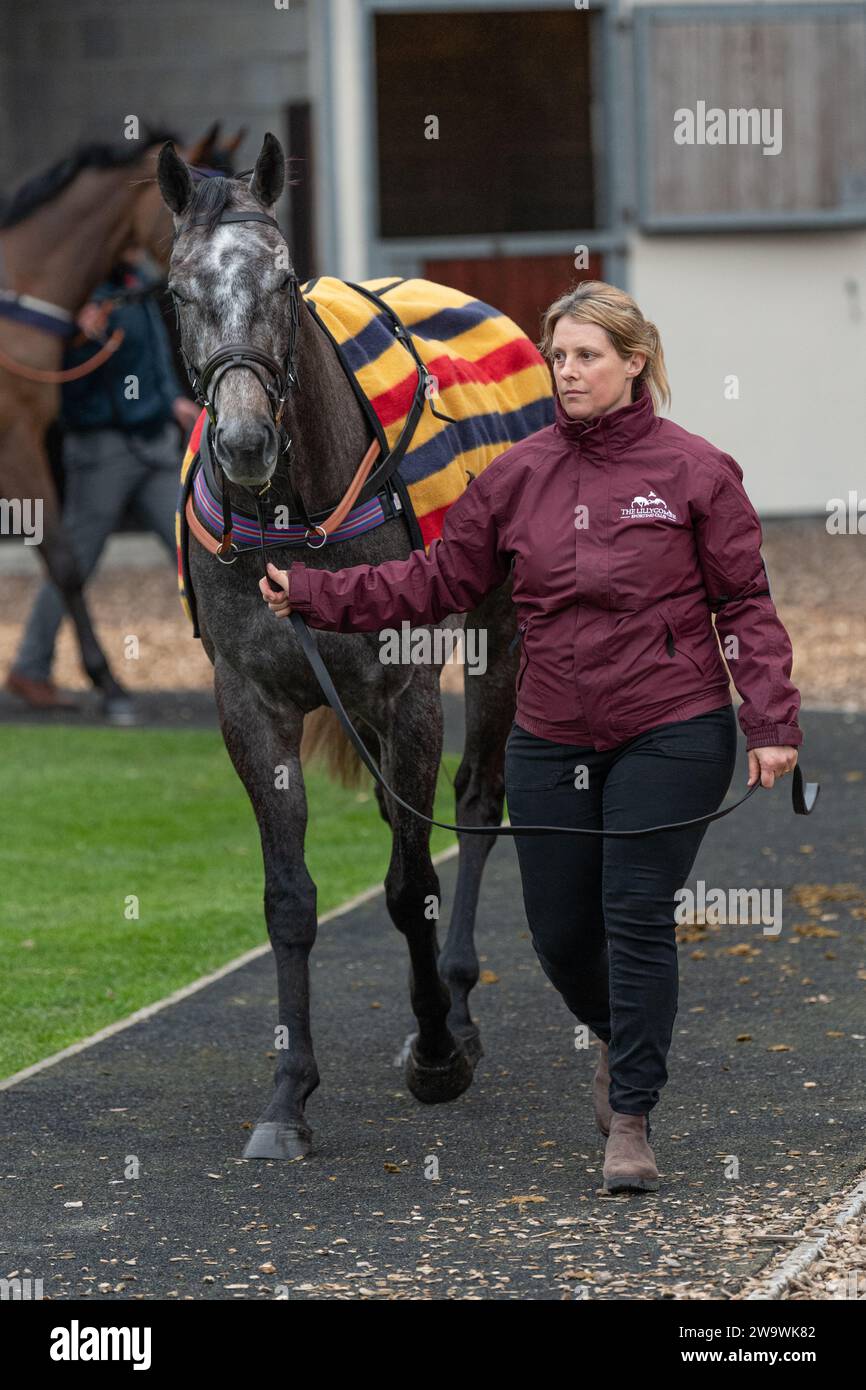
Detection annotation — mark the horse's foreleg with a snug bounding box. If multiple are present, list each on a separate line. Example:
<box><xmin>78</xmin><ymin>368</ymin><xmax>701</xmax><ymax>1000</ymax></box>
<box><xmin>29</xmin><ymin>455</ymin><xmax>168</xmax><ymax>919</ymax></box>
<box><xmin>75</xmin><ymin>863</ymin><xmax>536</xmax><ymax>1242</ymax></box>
<box><xmin>215</xmin><ymin>664</ymin><xmax>319</xmax><ymax>1159</ymax></box>
<box><xmin>440</xmin><ymin>580</ymin><xmax>518</xmax><ymax>1058</ymax></box>
<box><xmin>381</xmin><ymin>673</ymin><xmax>475</xmax><ymax>1104</ymax></box>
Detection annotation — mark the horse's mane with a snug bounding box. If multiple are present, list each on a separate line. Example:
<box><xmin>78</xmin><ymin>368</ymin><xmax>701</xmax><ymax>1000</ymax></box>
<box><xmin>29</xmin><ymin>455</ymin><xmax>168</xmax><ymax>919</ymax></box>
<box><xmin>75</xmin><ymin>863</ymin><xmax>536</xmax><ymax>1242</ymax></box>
<box><xmin>0</xmin><ymin>128</ymin><xmax>179</xmax><ymax>228</ymax></box>
<box><xmin>181</xmin><ymin>152</ymin><xmax>304</xmax><ymax>235</ymax></box>
<box><xmin>182</xmin><ymin>173</ymin><xmax>246</xmax><ymax>237</ymax></box>
<box><xmin>181</xmin><ymin>160</ymin><xmax>299</xmax><ymax>236</ymax></box>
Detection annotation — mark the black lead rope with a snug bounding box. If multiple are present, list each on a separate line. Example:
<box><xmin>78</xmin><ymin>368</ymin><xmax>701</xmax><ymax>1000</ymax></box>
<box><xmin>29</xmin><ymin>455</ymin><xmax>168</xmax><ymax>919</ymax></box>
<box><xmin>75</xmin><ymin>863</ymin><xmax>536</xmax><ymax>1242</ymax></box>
<box><xmin>274</xmin><ymin>593</ymin><xmax>820</xmax><ymax>839</ymax></box>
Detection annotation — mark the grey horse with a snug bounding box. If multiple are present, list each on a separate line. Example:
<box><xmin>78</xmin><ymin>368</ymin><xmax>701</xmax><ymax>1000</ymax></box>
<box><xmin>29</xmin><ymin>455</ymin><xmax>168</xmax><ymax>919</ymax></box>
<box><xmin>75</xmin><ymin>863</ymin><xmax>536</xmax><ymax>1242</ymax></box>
<box><xmin>158</xmin><ymin>133</ymin><xmax>527</xmax><ymax>1160</ymax></box>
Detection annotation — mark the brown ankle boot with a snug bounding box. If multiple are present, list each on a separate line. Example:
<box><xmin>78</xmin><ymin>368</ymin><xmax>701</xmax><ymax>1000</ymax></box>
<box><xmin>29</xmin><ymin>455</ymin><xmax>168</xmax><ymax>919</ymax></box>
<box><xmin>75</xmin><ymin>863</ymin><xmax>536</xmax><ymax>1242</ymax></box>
<box><xmin>593</xmin><ymin>1042</ymin><xmax>613</xmax><ymax>1137</ymax></box>
<box><xmin>602</xmin><ymin>1112</ymin><xmax>659</xmax><ymax>1193</ymax></box>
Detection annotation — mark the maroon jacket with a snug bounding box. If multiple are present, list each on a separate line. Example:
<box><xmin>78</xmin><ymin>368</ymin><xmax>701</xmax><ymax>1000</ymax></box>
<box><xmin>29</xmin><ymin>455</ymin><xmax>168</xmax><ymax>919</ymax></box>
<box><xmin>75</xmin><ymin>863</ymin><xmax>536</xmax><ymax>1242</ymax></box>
<box><xmin>285</xmin><ymin>381</ymin><xmax>803</xmax><ymax>753</ymax></box>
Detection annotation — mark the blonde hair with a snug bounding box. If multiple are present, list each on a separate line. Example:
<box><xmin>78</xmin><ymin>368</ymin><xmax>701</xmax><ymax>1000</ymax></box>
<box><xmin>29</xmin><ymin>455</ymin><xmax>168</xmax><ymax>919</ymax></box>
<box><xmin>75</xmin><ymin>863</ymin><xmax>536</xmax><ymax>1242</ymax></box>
<box><xmin>538</xmin><ymin>280</ymin><xmax>671</xmax><ymax>413</ymax></box>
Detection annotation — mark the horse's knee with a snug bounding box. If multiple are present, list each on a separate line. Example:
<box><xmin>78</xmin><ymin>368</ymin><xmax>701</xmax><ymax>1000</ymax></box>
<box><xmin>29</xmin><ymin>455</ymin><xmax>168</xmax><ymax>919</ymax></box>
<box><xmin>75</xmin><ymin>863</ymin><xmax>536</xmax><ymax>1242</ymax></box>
<box><xmin>264</xmin><ymin>872</ymin><xmax>317</xmax><ymax>949</ymax></box>
<box><xmin>385</xmin><ymin>872</ymin><xmax>439</xmax><ymax>935</ymax></box>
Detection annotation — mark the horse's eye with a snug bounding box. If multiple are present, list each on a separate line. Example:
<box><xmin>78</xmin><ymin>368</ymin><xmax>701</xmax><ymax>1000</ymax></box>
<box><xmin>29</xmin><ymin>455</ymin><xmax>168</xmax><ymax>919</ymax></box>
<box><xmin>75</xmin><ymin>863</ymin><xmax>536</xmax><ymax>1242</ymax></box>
<box><xmin>278</xmin><ymin>275</ymin><xmax>293</xmax><ymax>291</ymax></box>
<box><xmin>169</xmin><ymin>285</ymin><xmax>189</xmax><ymax>305</ymax></box>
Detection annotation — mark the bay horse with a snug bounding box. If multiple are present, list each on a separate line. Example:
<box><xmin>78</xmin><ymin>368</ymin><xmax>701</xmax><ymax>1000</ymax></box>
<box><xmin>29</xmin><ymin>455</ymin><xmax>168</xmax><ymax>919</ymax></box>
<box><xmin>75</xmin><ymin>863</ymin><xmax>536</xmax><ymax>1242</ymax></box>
<box><xmin>0</xmin><ymin>126</ymin><xmax>237</xmax><ymax>717</ymax></box>
<box><xmin>158</xmin><ymin>134</ymin><xmax>546</xmax><ymax>1160</ymax></box>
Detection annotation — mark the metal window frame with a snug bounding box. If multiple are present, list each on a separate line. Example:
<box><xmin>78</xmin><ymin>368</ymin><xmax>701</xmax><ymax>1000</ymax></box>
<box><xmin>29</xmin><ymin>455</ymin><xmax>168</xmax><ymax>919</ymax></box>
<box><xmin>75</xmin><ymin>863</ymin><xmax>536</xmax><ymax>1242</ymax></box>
<box><xmin>355</xmin><ymin>0</ymin><xmax>630</xmax><ymax>288</ymax></box>
<box><xmin>634</xmin><ymin>2</ymin><xmax>866</xmax><ymax>234</ymax></box>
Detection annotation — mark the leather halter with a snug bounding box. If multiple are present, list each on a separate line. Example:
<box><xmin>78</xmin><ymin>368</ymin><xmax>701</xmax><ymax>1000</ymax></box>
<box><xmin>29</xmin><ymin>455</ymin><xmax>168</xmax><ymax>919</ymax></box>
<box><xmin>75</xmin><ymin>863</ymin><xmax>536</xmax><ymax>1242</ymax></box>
<box><xmin>172</xmin><ymin>210</ymin><xmax>300</xmax><ymax>446</ymax></box>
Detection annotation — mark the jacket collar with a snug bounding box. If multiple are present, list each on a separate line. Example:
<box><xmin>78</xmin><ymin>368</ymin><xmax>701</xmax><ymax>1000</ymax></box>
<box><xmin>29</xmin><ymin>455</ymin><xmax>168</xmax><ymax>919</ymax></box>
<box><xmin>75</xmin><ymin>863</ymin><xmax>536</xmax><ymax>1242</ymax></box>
<box><xmin>552</xmin><ymin>378</ymin><xmax>657</xmax><ymax>457</ymax></box>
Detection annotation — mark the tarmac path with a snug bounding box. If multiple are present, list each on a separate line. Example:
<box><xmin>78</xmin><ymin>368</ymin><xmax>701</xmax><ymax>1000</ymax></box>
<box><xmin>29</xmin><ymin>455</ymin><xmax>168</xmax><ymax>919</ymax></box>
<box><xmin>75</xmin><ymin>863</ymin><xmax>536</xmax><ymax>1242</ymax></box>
<box><xmin>1</xmin><ymin>709</ymin><xmax>863</xmax><ymax>1300</ymax></box>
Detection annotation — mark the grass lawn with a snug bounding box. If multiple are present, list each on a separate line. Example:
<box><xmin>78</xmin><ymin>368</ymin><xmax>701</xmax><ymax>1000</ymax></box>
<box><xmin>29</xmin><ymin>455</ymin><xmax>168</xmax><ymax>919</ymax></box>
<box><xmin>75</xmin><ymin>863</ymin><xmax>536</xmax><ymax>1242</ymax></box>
<box><xmin>0</xmin><ymin>725</ymin><xmax>462</xmax><ymax>1078</ymax></box>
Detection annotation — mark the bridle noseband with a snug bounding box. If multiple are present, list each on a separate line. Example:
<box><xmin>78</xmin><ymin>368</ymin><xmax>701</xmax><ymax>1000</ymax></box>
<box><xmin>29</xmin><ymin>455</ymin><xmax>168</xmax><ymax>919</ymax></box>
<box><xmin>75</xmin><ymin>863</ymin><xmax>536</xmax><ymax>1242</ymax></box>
<box><xmin>171</xmin><ymin>209</ymin><xmax>300</xmax><ymax>456</ymax></box>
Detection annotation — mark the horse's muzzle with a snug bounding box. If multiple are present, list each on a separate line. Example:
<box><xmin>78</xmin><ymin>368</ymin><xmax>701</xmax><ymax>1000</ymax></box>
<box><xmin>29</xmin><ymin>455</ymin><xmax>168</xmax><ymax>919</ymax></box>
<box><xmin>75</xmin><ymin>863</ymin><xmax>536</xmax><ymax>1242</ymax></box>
<box><xmin>212</xmin><ymin>418</ymin><xmax>278</xmax><ymax>487</ymax></box>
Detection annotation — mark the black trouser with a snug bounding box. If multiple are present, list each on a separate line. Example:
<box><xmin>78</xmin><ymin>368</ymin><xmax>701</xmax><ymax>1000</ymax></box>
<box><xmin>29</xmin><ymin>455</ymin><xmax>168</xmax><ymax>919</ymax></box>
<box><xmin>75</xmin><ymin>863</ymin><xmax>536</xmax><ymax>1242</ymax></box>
<box><xmin>504</xmin><ymin>704</ymin><xmax>738</xmax><ymax>1126</ymax></box>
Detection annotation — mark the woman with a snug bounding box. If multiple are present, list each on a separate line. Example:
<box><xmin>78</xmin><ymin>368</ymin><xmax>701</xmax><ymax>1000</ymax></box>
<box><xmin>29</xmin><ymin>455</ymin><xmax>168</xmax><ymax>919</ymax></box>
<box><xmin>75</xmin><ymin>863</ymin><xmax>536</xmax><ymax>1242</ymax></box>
<box><xmin>259</xmin><ymin>281</ymin><xmax>803</xmax><ymax>1194</ymax></box>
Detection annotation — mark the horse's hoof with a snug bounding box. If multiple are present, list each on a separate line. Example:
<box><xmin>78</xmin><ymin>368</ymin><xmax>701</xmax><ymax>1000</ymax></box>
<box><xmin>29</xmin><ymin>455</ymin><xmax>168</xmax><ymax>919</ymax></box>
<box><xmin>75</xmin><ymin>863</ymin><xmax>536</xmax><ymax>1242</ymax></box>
<box><xmin>405</xmin><ymin>1041</ymin><xmax>474</xmax><ymax>1104</ymax></box>
<box><xmin>242</xmin><ymin>1121</ymin><xmax>312</xmax><ymax>1160</ymax></box>
<box><xmin>453</xmin><ymin>1024</ymin><xmax>484</xmax><ymax>1066</ymax></box>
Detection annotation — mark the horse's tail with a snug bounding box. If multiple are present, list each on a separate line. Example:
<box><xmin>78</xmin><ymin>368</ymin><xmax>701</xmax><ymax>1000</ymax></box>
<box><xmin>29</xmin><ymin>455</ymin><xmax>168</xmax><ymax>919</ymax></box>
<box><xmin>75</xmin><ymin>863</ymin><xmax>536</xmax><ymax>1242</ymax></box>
<box><xmin>301</xmin><ymin>707</ymin><xmax>367</xmax><ymax>789</ymax></box>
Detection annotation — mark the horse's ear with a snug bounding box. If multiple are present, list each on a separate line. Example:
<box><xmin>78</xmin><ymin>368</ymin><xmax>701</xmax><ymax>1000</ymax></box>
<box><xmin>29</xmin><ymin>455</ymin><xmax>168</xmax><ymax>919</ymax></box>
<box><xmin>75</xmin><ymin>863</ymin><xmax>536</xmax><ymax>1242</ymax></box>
<box><xmin>224</xmin><ymin>126</ymin><xmax>247</xmax><ymax>155</ymax></box>
<box><xmin>157</xmin><ymin>142</ymin><xmax>193</xmax><ymax>215</ymax></box>
<box><xmin>185</xmin><ymin>121</ymin><xmax>221</xmax><ymax>167</ymax></box>
<box><xmin>248</xmin><ymin>132</ymin><xmax>285</xmax><ymax>210</ymax></box>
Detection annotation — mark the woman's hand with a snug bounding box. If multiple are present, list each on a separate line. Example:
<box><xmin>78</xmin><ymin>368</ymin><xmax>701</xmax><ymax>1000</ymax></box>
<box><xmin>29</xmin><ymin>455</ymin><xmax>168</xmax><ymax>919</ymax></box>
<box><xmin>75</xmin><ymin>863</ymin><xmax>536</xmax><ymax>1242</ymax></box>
<box><xmin>747</xmin><ymin>745</ymin><xmax>798</xmax><ymax>789</ymax></box>
<box><xmin>77</xmin><ymin>300</ymin><xmax>112</xmax><ymax>341</ymax></box>
<box><xmin>259</xmin><ymin>561</ymin><xmax>293</xmax><ymax>619</ymax></box>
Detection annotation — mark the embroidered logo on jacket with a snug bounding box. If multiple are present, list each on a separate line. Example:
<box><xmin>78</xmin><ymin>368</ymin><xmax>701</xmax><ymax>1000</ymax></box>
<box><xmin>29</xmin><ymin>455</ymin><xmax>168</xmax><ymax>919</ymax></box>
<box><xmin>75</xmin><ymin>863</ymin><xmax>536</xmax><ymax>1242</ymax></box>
<box><xmin>620</xmin><ymin>488</ymin><xmax>678</xmax><ymax>521</ymax></box>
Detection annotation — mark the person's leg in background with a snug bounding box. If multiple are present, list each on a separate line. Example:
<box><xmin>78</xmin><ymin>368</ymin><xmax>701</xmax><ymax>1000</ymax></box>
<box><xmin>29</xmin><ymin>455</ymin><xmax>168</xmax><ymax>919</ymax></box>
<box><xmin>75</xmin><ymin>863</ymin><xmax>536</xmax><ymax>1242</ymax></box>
<box><xmin>600</xmin><ymin>705</ymin><xmax>738</xmax><ymax>1133</ymax></box>
<box><xmin>9</xmin><ymin>430</ymin><xmax>142</xmax><ymax>689</ymax></box>
<box><xmin>504</xmin><ymin>721</ymin><xmax>612</xmax><ymax>1045</ymax></box>
<box><xmin>126</xmin><ymin>423</ymin><xmax>184</xmax><ymax>559</ymax></box>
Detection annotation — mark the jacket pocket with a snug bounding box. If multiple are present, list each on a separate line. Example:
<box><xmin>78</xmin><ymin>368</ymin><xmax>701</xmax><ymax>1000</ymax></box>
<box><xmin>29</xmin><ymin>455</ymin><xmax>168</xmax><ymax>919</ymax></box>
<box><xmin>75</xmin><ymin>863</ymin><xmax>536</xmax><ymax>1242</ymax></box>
<box><xmin>659</xmin><ymin>604</ymin><xmax>706</xmax><ymax>679</ymax></box>
<box><xmin>515</xmin><ymin>619</ymin><xmax>530</xmax><ymax>692</ymax></box>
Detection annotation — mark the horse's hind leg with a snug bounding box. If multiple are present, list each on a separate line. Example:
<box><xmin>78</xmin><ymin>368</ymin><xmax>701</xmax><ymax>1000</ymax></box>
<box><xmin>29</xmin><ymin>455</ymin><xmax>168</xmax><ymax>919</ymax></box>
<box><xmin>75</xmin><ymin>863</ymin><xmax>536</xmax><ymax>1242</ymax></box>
<box><xmin>440</xmin><ymin>579</ymin><xmax>518</xmax><ymax>1059</ymax></box>
<box><xmin>381</xmin><ymin>671</ymin><xmax>475</xmax><ymax>1103</ymax></box>
<box><xmin>214</xmin><ymin>662</ymin><xmax>319</xmax><ymax>1159</ymax></box>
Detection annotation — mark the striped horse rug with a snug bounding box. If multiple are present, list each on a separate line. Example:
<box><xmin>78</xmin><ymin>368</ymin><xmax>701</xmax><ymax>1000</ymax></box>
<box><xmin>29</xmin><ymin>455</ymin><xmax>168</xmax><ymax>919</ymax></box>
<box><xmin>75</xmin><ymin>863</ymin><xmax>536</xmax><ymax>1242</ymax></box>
<box><xmin>176</xmin><ymin>275</ymin><xmax>554</xmax><ymax>629</ymax></box>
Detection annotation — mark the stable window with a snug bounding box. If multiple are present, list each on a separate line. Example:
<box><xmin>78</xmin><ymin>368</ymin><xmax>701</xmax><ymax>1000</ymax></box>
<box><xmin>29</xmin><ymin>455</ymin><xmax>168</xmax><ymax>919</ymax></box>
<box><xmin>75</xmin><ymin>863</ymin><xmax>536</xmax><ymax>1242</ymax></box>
<box><xmin>634</xmin><ymin>3</ymin><xmax>866</xmax><ymax>231</ymax></box>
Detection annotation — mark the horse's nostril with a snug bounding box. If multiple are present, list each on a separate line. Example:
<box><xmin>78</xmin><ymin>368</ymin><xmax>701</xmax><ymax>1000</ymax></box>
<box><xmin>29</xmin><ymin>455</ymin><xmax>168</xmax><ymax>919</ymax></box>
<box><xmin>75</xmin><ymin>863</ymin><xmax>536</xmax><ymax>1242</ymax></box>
<box><xmin>216</xmin><ymin>419</ymin><xmax>274</xmax><ymax>454</ymax></box>
<box><xmin>212</xmin><ymin>418</ymin><xmax>278</xmax><ymax>481</ymax></box>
